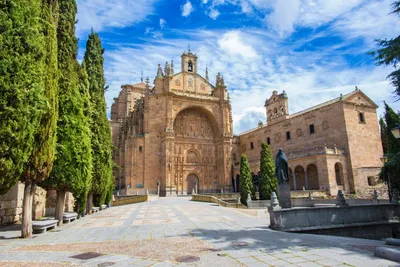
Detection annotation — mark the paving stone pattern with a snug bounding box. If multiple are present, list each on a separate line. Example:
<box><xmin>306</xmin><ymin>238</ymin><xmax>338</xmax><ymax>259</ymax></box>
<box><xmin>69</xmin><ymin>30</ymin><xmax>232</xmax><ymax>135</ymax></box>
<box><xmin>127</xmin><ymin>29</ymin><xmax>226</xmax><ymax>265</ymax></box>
<box><xmin>0</xmin><ymin>197</ymin><xmax>398</xmax><ymax>266</ymax></box>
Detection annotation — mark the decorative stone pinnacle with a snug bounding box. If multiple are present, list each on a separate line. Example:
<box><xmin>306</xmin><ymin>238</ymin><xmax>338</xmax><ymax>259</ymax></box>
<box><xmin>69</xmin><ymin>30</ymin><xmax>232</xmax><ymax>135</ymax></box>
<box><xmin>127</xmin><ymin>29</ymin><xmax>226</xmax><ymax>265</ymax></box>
<box><xmin>156</xmin><ymin>64</ymin><xmax>163</xmax><ymax>78</ymax></box>
<box><xmin>205</xmin><ymin>66</ymin><xmax>209</xmax><ymax>81</ymax></box>
<box><xmin>216</xmin><ymin>72</ymin><xmax>221</xmax><ymax>86</ymax></box>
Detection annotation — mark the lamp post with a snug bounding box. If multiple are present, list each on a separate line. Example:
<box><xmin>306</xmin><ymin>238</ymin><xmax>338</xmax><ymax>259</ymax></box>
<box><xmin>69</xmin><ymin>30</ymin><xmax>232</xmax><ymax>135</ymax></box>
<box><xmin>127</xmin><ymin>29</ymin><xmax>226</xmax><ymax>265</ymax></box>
<box><xmin>380</xmin><ymin>156</ymin><xmax>391</xmax><ymax>202</ymax></box>
<box><xmin>391</xmin><ymin>125</ymin><xmax>400</xmax><ymax>139</ymax></box>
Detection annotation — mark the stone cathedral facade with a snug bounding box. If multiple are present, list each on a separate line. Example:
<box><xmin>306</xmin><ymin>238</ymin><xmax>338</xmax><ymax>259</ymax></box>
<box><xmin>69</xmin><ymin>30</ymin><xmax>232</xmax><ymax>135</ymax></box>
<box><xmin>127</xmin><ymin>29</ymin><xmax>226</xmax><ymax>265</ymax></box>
<box><xmin>111</xmin><ymin>50</ymin><xmax>384</xmax><ymax>197</ymax></box>
<box><xmin>111</xmin><ymin>50</ymin><xmax>233</xmax><ymax>196</ymax></box>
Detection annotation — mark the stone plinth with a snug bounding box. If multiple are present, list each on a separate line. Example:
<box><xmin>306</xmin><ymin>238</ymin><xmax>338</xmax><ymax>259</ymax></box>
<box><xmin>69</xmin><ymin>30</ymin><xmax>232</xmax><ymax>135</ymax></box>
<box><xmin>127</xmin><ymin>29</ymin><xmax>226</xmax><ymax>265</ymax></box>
<box><xmin>278</xmin><ymin>184</ymin><xmax>291</xmax><ymax>209</ymax></box>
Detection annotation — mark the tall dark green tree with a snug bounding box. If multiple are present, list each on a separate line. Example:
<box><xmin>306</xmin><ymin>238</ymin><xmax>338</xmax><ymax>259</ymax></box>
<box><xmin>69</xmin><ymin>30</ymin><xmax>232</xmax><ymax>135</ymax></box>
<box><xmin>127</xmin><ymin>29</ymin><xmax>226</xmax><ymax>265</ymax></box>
<box><xmin>83</xmin><ymin>31</ymin><xmax>114</xmax><ymax>209</ymax></box>
<box><xmin>380</xmin><ymin>117</ymin><xmax>388</xmax><ymax>155</ymax></box>
<box><xmin>0</xmin><ymin>0</ymin><xmax>59</xmax><ymax>238</ymax></box>
<box><xmin>73</xmin><ymin>62</ymin><xmax>93</xmax><ymax>216</ymax></box>
<box><xmin>371</xmin><ymin>1</ymin><xmax>400</xmax><ymax>99</ymax></box>
<box><xmin>380</xmin><ymin>103</ymin><xmax>400</xmax><ymax>198</ymax></box>
<box><xmin>259</xmin><ymin>142</ymin><xmax>277</xmax><ymax>200</ymax></box>
<box><xmin>48</xmin><ymin>0</ymin><xmax>92</xmax><ymax>225</ymax></box>
<box><xmin>20</xmin><ymin>0</ymin><xmax>59</xmax><ymax>238</ymax></box>
<box><xmin>0</xmin><ymin>0</ymin><xmax>45</xmax><ymax>195</ymax></box>
<box><xmin>239</xmin><ymin>154</ymin><xmax>253</xmax><ymax>206</ymax></box>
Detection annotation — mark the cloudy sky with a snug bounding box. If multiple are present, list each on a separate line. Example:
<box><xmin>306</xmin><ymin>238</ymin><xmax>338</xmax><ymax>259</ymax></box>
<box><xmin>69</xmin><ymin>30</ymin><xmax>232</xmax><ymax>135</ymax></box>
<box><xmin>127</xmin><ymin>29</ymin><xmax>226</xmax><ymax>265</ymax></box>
<box><xmin>76</xmin><ymin>0</ymin><xmax>400</xmax><ymax>134</ymax></box>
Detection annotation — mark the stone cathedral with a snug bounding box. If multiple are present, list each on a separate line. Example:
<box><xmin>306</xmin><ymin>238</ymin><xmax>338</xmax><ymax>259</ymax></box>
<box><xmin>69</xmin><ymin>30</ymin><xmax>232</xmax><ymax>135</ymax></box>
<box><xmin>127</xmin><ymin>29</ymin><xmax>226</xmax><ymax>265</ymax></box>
<box><xmin>111</xmin><ymin>50</ymin><xmax>384</xmax><ymax>197</ymax></box>
<box><xmin>111</xmin><ymin>50</ymin><xmax>233</xmax><ymax>196</ymax></box>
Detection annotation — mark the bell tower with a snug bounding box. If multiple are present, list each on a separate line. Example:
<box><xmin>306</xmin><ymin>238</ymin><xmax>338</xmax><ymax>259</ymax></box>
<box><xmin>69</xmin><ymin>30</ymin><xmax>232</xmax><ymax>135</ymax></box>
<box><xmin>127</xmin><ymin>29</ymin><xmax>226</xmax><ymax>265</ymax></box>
<box><xmin>265</xmin><ymin>90</ymin><xmax>289</xmax><ymax>124</ymax></box>
<box><xmin>181</xmin><ymin>47</ymin><xmax>198</xmax><ymax>74</ymax></box>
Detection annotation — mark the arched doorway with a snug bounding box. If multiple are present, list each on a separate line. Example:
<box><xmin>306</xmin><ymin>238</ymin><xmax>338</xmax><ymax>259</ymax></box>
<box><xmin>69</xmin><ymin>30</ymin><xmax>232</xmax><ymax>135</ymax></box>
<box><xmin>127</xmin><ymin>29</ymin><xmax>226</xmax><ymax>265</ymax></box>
<box><xmin>335</xmin><ymin>163</ymin><xmax>344</xmax><ymax>187</ymax></box>
<box><xmin>295</xmin><ymin>166</ymin><xmax>306</xmax><ymax>190</ymax></box>
<box><xmin>306</xmin><ymin>164</ymin><xmax>319</xmax><ymax>190</ymax></box>
<box><xmin>187</xmin><ymin>174</ymin><xmax>199</xmax><ymax>194</ymax></box>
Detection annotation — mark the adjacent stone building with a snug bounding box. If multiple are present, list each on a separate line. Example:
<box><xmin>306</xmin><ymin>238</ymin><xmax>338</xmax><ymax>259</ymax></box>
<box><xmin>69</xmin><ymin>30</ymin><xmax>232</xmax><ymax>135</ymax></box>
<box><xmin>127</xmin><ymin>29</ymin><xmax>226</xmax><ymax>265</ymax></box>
<box><xmin>111</xmin><ymin>50</ymin><xmax>233</xmax><ymax>196</ymax></box>
<box><xmin>232</xmin><ymin>89</ymin><xmax>383</xmax><ymax>196</ymax></box>
<box><xmin>111</xmin><ymin>50</ymin><xmax>383</xmax><ymax>197</ymax></box>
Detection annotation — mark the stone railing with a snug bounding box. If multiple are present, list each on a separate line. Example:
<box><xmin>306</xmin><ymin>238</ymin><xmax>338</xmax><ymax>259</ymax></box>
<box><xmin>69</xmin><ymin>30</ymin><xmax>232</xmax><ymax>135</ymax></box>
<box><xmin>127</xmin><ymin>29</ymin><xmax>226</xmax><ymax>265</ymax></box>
<box><xmin>192</xmin><ymin>194</ymin><xmax>246</xmax><ymax>209</ymax></box>
<box><xmin>287</xmin><ymin>146</ymin><xmax>344</xmax><ymax>160</ymax></box>
<box><xmin>112</xmin><ymin>195</ymin><xmax>148</xmax><ymax>206</ymax></box>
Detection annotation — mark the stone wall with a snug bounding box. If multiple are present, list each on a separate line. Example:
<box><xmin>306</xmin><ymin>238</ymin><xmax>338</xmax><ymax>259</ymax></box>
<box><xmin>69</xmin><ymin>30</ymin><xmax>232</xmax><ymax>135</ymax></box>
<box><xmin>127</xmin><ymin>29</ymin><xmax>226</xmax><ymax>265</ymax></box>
<box><xmin>0</xmin><ymin>183</ymin><xmax>49</xmax><ymax>226</ymax></box>
<box><xmin>0</xmin><ymin>183</ymin><xmax>24</xmax><ymax>227</ymax></box>
<box><xmin>45</xmin><ymin>190</ymin><xmax>75</xmax><ymax>216</ymax></box>
<box><xmin>32</xmin><ymin>186</ymin><xmax>47</xmax><ymax>220</ymax></box>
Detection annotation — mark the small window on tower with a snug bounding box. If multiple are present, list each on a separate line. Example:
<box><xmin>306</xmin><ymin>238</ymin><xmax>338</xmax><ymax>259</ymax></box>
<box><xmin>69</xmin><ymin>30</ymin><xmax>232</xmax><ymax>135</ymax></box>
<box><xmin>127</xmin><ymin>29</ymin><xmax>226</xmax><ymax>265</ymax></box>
<box><xmin>286</xmin><ymin>131</ymin><xmax>291</xmax><ymax>140</ymax></box>
<box><xmin>188</xmin><ymin>61</ymin><xmax>193</xmax><ymax>72</ymax></box>
<box><xmin>310</xmin><ymin>124</ymin><xmax>315</xmax><ymax>134</ymax></box>
<box><xmin>359</xmin><ymin>112</ymin><xmax>365</xmax><ymax>123</ymax></box>
<box><xmin>267</xmin><ymin>137</ymin><xmax>271</xmax><ymax>145</ymax></box>
<box><xmin>139</xmin><ymin>146</ymin><xmax>143</xmax><ymax>152</ymax></box>
<box><xmin>250</xmin><ymin>142</ymin><xmax>254</xmax><ymax>150</ymax></box>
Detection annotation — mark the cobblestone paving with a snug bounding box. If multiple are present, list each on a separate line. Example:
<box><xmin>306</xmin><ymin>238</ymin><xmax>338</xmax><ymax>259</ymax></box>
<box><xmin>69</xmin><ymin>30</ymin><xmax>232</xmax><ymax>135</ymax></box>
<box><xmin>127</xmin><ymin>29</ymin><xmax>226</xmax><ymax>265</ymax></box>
<box><xmin>0</xmin><ymin>197</ymin><xmax>398</xmax><ymax>266</ymax></box>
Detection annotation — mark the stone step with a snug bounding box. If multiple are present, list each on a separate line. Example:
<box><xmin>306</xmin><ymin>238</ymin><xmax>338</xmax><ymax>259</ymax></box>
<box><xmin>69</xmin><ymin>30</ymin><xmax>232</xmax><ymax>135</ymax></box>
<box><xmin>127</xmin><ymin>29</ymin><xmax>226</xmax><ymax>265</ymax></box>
<box><xmin>374</xmin><ymin>246</ymin><xmax>400</xmax><ymax>263</ymax></box>
<box><xmin>385</xmin><ymin>238</ymin><xmax>400</xmax><ymax>247</ymax></box>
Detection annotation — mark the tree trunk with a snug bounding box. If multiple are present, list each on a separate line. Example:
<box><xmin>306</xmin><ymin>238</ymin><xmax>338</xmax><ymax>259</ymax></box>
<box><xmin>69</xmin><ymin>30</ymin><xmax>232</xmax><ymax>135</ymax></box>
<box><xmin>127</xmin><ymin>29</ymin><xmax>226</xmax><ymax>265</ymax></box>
<box><xmin>55</xmin><ymin>189</ymin><xmax>66</xmax><ymax>226</ymax></box>
<box><xmin>86</xmin><ymin>192</ymin><xmax>93</xmax><ymax>215</ymax></box>
<box><xmin>21</xmin><ymin>180</ymin><xmax>36</xmax><ymax>238</ymax></box>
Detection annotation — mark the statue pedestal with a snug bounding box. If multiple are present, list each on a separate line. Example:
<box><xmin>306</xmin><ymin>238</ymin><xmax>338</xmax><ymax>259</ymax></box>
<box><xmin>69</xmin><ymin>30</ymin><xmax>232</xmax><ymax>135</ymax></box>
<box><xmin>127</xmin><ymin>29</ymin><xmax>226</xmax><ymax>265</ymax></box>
<box><xmin>278</xmin><ymin>184</ymin><xmax>291</xmax><ymax>209</ymax></box>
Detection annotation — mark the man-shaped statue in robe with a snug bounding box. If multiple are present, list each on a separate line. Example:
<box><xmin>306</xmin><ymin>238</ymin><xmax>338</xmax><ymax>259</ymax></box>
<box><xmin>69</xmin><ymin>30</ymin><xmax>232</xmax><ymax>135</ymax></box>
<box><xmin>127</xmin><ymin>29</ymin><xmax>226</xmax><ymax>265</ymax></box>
<box><xmin>275</xmin><ymin>148</ymin><xmax>289</xmax><ymax>185</ymax></box>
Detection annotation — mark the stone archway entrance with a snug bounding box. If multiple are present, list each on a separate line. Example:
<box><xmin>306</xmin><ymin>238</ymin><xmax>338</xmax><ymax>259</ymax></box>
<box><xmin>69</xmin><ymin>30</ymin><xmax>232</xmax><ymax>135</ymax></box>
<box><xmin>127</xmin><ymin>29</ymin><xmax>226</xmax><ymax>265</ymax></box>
<box><xmin>187</xmin><ymin>174</ymin><xmax>199</xmax><ymax>194</ymax></box>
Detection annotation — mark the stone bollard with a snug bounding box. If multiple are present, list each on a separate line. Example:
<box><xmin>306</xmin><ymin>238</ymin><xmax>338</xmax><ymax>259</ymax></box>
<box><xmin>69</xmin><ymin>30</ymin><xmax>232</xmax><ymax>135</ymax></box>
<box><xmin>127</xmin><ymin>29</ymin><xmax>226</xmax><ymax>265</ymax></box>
<box><xmin>336</xmin><ymin>190</ymin><xmax>348</xmax><ymax>206</ymax></box>
<box><xmin>221</xmin><ymin>188</ymin><xmax>224</xmax><ymax>194</ymax></box>
<box><xmin>270</xmin><ymin>192</ymin><xmax>280</xmax><ymax>209</ymax></box>
<box><xmin>373</xmin><ymin>190</ymin><xmax>379</xmax><ymax>204</ymax></box>
<box><xmin>136</xmin><ymin>191</ymin><xmax>138</xmax><ymax>195</ymax></box>
<box><xmin>392</xmin><ymin>189</ymin><xmax>399</xmax><ymax>204</ymax></box>
<box><xmin>237</xmin><ymin>196</ymin><xmax>241</xmax><ymax>204</ymax></box>
<box><xmin>246</xmin><ymin>193</ymin><xmax>252</xmax><ymax>207</ymax></box>
<box><xmin>192</xmin><ymin>188</ymin><xmax>196</xmax><ymax>195</ymax></box>
<box><xmin>146</xmin><ymin>189</ymin><xmax>149</xmax><ymax>195</ymax></box>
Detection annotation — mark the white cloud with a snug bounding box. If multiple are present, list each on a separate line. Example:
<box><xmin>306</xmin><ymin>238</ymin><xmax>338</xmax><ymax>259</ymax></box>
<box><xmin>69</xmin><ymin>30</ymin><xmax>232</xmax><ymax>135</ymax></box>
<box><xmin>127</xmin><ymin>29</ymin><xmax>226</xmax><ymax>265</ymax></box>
<box><xmin>265</xmin><ymin>0</ymin><xmax>300</xmax><ymax>37</ymax></box>
<box><xmin>76</xmin><ymin>0</ymin><xmax>156</xmax><ymax>37</ymax></box>
<box><xmin>103</xmin><ymin>27</ymin><xmax>400</xmax><ymax>134</ymax></box>
<box><xmin>181</xmin><ymin>1</ymin><xmax>194</xmax><ymax>17</ymax></box>
<box><xmin>217</xmin><ymin>31</ymin><xmax>257</xmax><ymax>59</ymax></box>
<box><xmin>208</xmin><ymin>8</ymin><xmax>220</xmax><ymax>19</ymax></box>
<box><xmin>160</xmin><ymin>18</ymin><xmax>167</xmax><ymax>29</ymax></box>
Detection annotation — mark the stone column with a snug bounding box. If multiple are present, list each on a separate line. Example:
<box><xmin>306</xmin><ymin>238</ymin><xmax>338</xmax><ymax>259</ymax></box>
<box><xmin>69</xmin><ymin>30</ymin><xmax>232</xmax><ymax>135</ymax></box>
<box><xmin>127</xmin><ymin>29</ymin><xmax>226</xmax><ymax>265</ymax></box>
<box><xmin>292</xmin><ymin>172</ymin><xmax>297</xmax><ymax>191</ymax></box>
<box><xmin>305</xmin><ymin>171</ymin><xmax>309</xmax><ymax>190</ymax></box>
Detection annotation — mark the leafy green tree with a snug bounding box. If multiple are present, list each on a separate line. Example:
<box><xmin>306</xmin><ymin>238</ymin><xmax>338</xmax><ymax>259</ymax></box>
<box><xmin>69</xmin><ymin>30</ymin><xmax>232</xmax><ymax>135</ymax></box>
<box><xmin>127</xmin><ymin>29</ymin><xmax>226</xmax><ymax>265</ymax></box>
<box><xmin>380</xmin><ymin>103</ymin><xmax>400</xmax><ymax>199</ymax></box>
<box><xmin>83</xmin><ymin>31</ymin><xmax>114</xmax><ymax>209</ymax></box>
<box><xmin>259</xmin><ymin>142</ymin><xmax>277</xmax><ymax>200</ymax></box>
<box><xmin>47</xmin><ymin>0</ymin><xmax>92</xmax><ymax>225</ymax></box>
<box><xmin>239</xmin><ymin>154</ymin><xmax>253</xmax><ymax>206</ymax></box>
<box><xmin>371</xmin><ymin>1</ymin><xmax>400</xmax><ymax>99</ymax></box>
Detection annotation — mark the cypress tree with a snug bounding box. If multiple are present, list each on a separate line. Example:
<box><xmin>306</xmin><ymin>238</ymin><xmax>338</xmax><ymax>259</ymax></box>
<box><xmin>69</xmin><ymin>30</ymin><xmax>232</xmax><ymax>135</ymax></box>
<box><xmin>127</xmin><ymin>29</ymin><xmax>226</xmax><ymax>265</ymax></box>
<box><xmin>47</xmin><ymin>0</ymin><xmax>92</xmax><ymax>225</ymax></box>
<box><xmin>0</xmin><ymin>0</ymin><xmax>45</xmax><ymax>195</ymax></box>
<box><xmin>380</xmin><ymin>117</ymin><xmax>388</xmax><ymax>155</ymax></box>
<box><xmin>83</xmin><ymin>31</ymin><xmax>114</xmax><ymax>209</ymax></box>
<box><xmin>259</xmin><ymin>142</ymin><xmax>277</xmax><ymax>200</ymax></box>
<box><xmin>380</xmin><ymin>103</ymin><xmax>400</xmax><ymax>195</ymax></box>
<box><xmin>239</xmin><ymin>154</ymin><xmax>253</xmax><ymax>206</ymax></box>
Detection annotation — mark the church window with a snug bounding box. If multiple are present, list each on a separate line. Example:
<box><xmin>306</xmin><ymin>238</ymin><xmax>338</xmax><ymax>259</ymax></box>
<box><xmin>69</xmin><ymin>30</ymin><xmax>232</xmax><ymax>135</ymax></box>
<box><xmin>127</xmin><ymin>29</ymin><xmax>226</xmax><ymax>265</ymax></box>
<box><xmin>188</xmin><ymin>61</ymin><xmax>193</xmax><ymax>72</ymax></box>
<box><xmin>286</xmin><ymin>131</ymin><xmax>291</xmax><ymax>140</ymax></box>
<box><xmin>359</xmin><ymin>112</ymin><xmax>365</xmax><ymax>123</ymax></box>
<box><xmin>267</xmin><ymin>137</ymin><xmax>271</xmax><ymax>145</ymax></box>
<box><xmin>250</xmin><ymin>142</ymin><xmax>254</xmax><ymax>150</ymax></box>
<box><xmin>310</xmin><ymin>124</ymin><xmax>315</xmax><ymax>134</ymax></box>
<box><xmin>139</xmin><ymin>146</ymin><xmax>143</xmax><ymax>152</ymax></box>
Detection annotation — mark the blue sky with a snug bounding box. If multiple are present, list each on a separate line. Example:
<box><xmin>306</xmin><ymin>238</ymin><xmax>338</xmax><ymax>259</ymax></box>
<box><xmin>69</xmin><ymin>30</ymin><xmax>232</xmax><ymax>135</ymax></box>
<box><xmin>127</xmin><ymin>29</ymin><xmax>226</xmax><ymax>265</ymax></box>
<box><xmin>76</xmin><ymin>0</ymin><xmax>400</xmax><ymax>134</ymax></box>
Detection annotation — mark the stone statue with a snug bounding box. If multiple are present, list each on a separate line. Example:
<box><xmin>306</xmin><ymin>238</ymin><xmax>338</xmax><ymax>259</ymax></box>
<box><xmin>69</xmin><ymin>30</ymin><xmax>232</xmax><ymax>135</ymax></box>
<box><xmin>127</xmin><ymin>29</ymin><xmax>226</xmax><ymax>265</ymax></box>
<box><xmin>275</xmin><ymin>148</ymin><xmax>289</xmax><ymax>185</ymax></box>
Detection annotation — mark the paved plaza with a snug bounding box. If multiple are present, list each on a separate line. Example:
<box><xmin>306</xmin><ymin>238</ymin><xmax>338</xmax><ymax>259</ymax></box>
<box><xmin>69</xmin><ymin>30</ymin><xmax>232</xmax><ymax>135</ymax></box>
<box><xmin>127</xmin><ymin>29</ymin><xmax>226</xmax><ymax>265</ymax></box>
<box><xmin>0</xmin><ymin>197</ymin><xmax>398</xmax><ymax>266</ymax></box>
